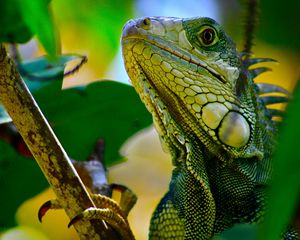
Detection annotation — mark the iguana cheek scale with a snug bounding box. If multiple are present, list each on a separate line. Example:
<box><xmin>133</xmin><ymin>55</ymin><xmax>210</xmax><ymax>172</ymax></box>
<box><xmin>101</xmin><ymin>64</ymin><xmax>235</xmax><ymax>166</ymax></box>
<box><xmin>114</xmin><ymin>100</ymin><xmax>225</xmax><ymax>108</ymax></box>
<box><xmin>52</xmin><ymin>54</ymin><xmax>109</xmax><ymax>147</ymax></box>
<box><xmin>121</xmin><ymin>16</ymin><xmax>297</xmax><ymax>239</ymax></box>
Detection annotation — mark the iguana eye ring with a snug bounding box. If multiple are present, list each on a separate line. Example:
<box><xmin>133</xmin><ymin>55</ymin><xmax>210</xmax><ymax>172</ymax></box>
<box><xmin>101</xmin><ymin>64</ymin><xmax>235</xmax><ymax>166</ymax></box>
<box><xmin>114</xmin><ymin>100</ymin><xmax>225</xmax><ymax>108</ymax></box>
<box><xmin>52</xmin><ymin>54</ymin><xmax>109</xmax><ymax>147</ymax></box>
<box><xmin>198</xmin><ymin>26</ymin><xmax>218</xmax><ymax>46</ymax></box>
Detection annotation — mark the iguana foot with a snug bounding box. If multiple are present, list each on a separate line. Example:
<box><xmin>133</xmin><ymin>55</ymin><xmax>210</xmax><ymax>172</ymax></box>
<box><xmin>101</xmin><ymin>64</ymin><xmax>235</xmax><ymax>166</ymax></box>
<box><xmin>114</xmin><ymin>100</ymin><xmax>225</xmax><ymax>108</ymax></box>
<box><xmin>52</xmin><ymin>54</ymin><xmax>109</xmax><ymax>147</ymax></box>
<box><xmin>38</xmin><ymin>184</ymin><xmax>137</xmax><ymax>239</ymax></box>
<box><xmin>68</xmin><ymin>192</ymin><xmax>135</xmax><ymax>240</ymax></box>
<box><xmin>68</xmin><ymin>206</ymin><xmax>134</xmax><ymax>239</ymax></box>
<box><xmin>73</xmin><ymin>190</ymin><xmax>136</xmax><ymax>239</ymax></box>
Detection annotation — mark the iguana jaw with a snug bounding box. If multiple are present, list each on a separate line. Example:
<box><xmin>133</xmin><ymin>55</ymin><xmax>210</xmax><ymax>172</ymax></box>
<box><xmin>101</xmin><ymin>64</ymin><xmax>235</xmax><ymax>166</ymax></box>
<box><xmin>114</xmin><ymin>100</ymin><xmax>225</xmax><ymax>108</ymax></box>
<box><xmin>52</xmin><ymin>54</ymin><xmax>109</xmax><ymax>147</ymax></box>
<box><xmin>122</xmin><ymin>17</ymin><xmax>263</xmax><ymax>160</ymax></box>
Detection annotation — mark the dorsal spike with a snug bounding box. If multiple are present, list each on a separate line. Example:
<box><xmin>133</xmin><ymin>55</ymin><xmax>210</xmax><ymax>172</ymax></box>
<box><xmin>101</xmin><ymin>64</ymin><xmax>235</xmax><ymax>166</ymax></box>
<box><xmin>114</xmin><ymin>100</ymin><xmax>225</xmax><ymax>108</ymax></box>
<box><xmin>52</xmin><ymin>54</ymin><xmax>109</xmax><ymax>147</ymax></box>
<box><xmin>243</xmin><ymin>58</ymin><xmax>277</xmax><ymax>67</ymax></box>
<box><xmin>267</xmin><ymin>108</ymin><xmax>285</xmax><ymax>118</ymax></box>
<box><xmin>240</xmin><ymin>52</ymin><xmax>253</xmax><ymax>58</ymax></box>
<box><xmin>249</xmin><ymin>67</ymin><xmax>272</xmax><ymax>79</ymax></box>
<box><xmin>260</xmin><ymin>96</ymin><xmax>289</xmax><ymax>105</ymax></box>
<box><xmin>256</xmin><ymin>83</ymin><xmax>290</xmax><ymax>95</ymax></box>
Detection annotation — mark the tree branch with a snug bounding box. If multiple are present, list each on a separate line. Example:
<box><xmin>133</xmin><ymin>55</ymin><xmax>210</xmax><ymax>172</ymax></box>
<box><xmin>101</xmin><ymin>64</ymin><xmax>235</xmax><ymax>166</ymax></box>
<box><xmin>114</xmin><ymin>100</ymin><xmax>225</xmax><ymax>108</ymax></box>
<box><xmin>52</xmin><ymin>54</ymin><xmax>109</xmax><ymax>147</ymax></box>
<box><xmin>0</xmin><ymin>44</ymin><xmax>120</xmax><ymax>239</ymax></box>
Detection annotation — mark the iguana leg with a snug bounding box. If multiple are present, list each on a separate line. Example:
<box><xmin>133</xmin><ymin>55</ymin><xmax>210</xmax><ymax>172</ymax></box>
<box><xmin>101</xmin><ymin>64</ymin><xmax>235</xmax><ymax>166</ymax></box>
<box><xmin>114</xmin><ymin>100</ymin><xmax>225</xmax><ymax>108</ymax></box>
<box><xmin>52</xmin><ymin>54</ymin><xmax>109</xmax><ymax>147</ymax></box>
<box><xmin>149</xmin><ymin>167</ymin><xmax>216</xmax><ymax>240</ymax></box>
<box><xmin>149</xmin><ymin>192</ymin><xmax>185</xmax><ymax>240</ymax></box>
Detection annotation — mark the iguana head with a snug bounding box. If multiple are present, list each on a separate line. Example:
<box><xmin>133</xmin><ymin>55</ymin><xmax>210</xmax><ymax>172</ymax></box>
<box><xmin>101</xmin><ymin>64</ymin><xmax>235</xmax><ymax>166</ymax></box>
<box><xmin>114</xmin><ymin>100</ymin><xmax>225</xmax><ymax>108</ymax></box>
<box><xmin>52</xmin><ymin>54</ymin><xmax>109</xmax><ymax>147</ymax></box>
<box><xmin>122</xmin><ymin>17</ymin><xmax>264</xmax><ymax>160</ymax></box>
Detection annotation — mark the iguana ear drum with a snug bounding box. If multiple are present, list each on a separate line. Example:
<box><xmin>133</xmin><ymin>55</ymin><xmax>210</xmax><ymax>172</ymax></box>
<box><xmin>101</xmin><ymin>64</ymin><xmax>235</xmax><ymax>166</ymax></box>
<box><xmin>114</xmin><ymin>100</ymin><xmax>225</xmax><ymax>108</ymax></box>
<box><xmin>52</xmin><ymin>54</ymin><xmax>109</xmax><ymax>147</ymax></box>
<box><xmin>218</xmin><ymin>111</ymin><xmax>250</xmax><ymax>148</ymax></box>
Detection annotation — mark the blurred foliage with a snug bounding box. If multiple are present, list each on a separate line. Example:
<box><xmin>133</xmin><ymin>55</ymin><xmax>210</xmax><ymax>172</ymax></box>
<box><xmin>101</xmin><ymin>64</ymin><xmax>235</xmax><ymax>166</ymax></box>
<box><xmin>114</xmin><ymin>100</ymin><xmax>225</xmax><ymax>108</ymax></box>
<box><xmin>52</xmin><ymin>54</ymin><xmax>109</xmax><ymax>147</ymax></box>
<box><xmin>0</xmin><ymin>226</ymin><xmax>49</xmax><ymax>240</ymax></box>
<box><xmin>261</xmin><ymin>79</ymin><xmax>300</xmax><ymax>240</ymax></box>
<box><xmin>20</xmin><ymin>54</ymin><xmax>84</xmax><ymax>91</ymax></box>
<box><xmin>257</xmin><ymin>1</ymin><xmax>300</xmax><ymax>240</ymax></box>
<box><xmin>212</xmin><ymin>224</ymin><xmax>257</xmax><ymax>240</ymax></box>
<box><xmin>0</xmin><ymin>0</ymin><xmax>57</xmax><ymax>59</ymax></box>
<box><xmin>0</xmin><ymin>143</ymin><xmax>47</xmax><ymax>228</ymax></box>
<box><xmin>51</xmin><ymin>0</ymin><xmax>135</xmax><ymax>84</ymax></box>
<box><xmin>258</xmin><ymin>0</ymin><xmax>300</xmax><ymax>53</ymax></box>
<box><xmin>0</xmin><ymin>0</ymin><xmax>36</xmax><ymax>43</ymax></box>
<box><xmin>18</xmin><ymin>0</ymin><xmax>58</xmax><ymax>59</ymax></box>
<box><xmin>34</xmin><ymin>80</ymin><xmax>151</xmax><ymax>163</ymax></box>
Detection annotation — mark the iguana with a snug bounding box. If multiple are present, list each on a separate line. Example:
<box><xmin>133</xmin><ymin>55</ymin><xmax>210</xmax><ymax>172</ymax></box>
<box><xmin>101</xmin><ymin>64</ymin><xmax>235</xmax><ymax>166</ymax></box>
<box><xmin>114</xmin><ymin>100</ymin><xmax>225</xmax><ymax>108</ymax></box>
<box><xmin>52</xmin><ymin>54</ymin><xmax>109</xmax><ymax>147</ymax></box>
<box><xmin>121</xmin><ymin>16</ymin><xmax>298</xmax><ymax>239</ymax></box>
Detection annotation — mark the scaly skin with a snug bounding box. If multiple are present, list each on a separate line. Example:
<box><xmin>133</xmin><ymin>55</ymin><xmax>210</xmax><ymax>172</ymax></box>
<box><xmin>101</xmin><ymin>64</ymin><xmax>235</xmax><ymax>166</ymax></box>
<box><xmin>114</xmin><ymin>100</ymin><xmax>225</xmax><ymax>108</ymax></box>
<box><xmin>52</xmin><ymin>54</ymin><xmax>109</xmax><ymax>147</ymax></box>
<box><xmin>121</xmin><ymin>17</ymin><xmax>297</xmax><ymax>239</ymax></box>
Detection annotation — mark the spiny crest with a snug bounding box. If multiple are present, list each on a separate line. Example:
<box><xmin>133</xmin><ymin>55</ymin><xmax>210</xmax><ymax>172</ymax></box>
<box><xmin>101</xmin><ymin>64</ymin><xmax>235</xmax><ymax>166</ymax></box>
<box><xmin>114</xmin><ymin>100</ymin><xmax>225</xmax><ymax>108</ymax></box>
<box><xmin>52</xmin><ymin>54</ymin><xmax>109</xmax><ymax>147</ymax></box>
<box><xmin>241</xmin><ymin>56</ymin><xmax>290</xmax><ymax>120</ymax></box>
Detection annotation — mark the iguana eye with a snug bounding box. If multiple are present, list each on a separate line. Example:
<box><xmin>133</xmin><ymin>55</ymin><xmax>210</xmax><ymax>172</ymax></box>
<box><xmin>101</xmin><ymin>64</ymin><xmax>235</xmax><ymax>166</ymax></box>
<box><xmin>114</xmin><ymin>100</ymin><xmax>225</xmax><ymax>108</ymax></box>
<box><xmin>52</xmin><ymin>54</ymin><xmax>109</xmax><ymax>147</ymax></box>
<box><xmin>198</xmin><ymin>26</ymin><xmax>218</xmax><ymax>46</ymax></box>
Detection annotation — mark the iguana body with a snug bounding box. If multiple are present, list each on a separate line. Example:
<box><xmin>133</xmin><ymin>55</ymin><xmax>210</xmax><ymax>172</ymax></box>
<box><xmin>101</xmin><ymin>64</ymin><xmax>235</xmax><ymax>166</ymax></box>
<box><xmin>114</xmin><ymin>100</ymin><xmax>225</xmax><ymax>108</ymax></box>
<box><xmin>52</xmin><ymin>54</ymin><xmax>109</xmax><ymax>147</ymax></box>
<box><xmin>121</xmin><ymin>17</ymin><xmax>297</xmax><ymax>239</ymax></box>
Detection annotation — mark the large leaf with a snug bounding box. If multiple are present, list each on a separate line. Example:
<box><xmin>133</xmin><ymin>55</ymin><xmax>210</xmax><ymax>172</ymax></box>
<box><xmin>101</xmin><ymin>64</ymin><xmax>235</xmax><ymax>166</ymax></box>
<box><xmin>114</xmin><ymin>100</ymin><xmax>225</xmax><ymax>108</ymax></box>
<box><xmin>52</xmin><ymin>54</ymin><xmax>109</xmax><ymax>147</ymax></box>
<box><xmin>213</xmin><ymin>224</ymin><xmax>257</xmax><ymax>240</ymax></box>
<box><xmin>0</xmin><ymin>143</ymin><xmax>48</xmax><ymax>228</ymax></box>
<box><xmin>20</xmin><ymin>54</ymin><xmax>81</xmax><ymax>80</ymax></box>
<box><xmin>0</xmin><ymin>0</ymin><xmax>57</xmax><ymax>58</ymax></box>
<box><xmin>33</xmin><ymin>80</ymin><xmax>152</xmax><ymax>164</ymax></box>
<box><xmin>0</xmin><ymin>0</ymin><xmax>34</xmax><ymax>43</ymax></box>
<box><xmin>258</xmin><ymin>0</ymin><xmax>300</xmax><ymax>53</ymax></box>
<box><xmin>52</xmin><ymin>0</ymin><xmax>134</xmax><ymax>76</ymax></box>
<box><xmin>0</xmin><ymin>80</ymin><xmax>151</xmax><ymax>228</ymax></box>
<box><xmin>18</xmin><ymin>0</ymin><xmax>58</xmax><ymax>59</ymax></box>
<box><xmin>261</xmin><ymin>80</ymin><xmax>300</xmax><ymax>240</ymax></box>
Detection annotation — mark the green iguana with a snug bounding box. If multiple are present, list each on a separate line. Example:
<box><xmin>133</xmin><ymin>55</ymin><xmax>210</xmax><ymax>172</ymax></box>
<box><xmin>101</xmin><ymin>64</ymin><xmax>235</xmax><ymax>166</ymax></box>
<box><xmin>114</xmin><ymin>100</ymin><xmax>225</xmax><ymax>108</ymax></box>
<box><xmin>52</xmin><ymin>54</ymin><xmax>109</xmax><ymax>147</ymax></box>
<box><xmin>121</xmin><ymin>16</ymin><xmax>298</xmax><ymax>239</ymax></box>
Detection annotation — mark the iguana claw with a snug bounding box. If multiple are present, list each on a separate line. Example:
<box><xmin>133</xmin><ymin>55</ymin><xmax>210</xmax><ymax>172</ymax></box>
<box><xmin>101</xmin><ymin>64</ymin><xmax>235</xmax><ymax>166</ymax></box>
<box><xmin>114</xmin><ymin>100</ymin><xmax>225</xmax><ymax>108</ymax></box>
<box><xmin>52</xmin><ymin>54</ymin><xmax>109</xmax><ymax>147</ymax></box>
<box><xmin>38</xmin><ymin>200</ymin><xmax>51</xmax><ymax>222</ymax></box>
<box><xmin>38</xmin><ymin>199</ymin><xmax>61</xmax><ymax>222</ymax></box>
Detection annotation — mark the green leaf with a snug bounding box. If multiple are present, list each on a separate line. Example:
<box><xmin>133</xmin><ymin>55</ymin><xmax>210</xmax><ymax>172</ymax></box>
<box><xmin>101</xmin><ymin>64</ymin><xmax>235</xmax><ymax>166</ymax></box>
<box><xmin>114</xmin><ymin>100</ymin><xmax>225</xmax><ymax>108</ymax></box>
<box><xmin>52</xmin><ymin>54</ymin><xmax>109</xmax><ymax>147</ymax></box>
<box><xmin>258</xmin><ymin>0</ymin><xmax>300</xmax><ymax>53</ymax></box>
<box><xmin>0</xmin><ymin>0</ymin><xmax>58</xmax><ymax>56</ymax></box>
<box><xmin>52</xmin><ymin>0</ymin><xmax>134</xmax><ymax>72</ymax></box>
<box><xmin>19</xmin><ymin>54</ymin><xmax>84</xmax><ymax>92</ymax></box>
<box><xmin>261</xmin><ymin>80</ymin><xmax>300</xmax><ymax>240</ymax></box>
<box><xmin>33</xmin><ymin>80</ymin><xmax>152</xmax><ymax>165</ymax></box>
<box><xmin>18</xmin><ymin>0</ymin><xmax>58</xmax><ymax>59</ymax></box>
<box><xmin>0</xmin><ymin>142</ymin><xmax>48</xmax><ymax>228</ymax></box>
<box><xmin>20</xmin><ymin>54</ymin><xmax>81</xmax><ymax>79</ymax></box>
<box><xmin>0</xmin><ymin>0</ymin><xmax>33</xmax><ymax>43</ymax></box>
<box><xmin>213</xmin><ymin>224</ymin><xmax>258</xmax><ymax>240</ymax></box>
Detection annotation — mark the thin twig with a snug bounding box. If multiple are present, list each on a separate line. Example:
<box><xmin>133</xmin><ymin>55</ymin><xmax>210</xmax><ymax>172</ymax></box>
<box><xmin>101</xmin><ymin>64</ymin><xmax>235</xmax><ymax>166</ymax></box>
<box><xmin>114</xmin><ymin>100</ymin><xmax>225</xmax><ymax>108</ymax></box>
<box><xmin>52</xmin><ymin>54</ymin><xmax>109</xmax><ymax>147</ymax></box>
<box><xmin>242</xmin><ymin>0</ymin><xmax>259</xmax><ymax>56</ymax></box>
